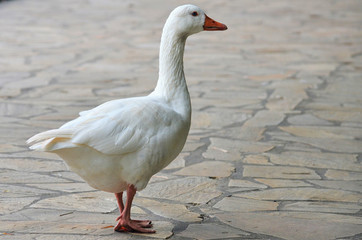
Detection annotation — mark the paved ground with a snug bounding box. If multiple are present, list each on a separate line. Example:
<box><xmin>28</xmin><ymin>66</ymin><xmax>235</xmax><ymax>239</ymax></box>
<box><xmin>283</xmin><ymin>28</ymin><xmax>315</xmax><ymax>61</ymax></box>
<box><xmin>0</xmin><ymin>0</ymin><xmax>361</xmax><ymax>239</ymax></box>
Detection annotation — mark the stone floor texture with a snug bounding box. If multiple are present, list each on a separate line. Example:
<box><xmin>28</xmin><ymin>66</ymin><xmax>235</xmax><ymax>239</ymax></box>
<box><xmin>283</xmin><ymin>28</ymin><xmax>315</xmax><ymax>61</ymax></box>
<box><xmin>0</xmin><ymin>0</ymin><xmax>361</xmax><ymax>239</ymax></box>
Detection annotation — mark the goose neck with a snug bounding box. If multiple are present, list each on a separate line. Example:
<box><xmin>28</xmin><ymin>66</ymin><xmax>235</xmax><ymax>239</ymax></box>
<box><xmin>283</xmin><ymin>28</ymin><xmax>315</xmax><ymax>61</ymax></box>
<box><xmin>155</xmin><ymin>30</ymin><xmax>187</xmax><ymax>98</ymax></box>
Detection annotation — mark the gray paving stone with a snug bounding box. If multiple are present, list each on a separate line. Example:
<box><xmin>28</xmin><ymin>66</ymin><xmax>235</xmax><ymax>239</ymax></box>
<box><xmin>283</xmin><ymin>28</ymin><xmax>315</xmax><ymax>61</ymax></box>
<box><xmin>203</xmin><ymin>138</ymin><xmax>275</xmax><ymax>161</ymax></box>
<box><xmin>213</xmin><ymin>196</ymin><xmax>278</xmax><ymax>212</ymax></box>
<box><xmin>235</xmin><ymin>187</ymin><xmax>362</xmax><ymax>203</ymax></box>
<box><xmin>268</xmin><ymin>151</ymin><xmax>361</xmax><ymax>171</ymax></box>
<box><xmin>138</xmin><ymin>176</ymin><xmax>222</xmax><ymax>204</ymax></box>
<box><xmin>282</xmin><ymin>201</ymin><xmax>361</xmax><ymax>214</ymax></box>
<box><xmin>134</xmin><ymin>198</ymin><xmax>201</xmax><ymax>222</ymax></box>
<box><xmin>243</xmin><ymin>165</ymin><xmax>321</xmax><ymax>179</ymax></box>
<box><xmin>216</xmin><ymin>212</ymin><xmax>362</xmax><ymax>240</ymax></box>
<box><xmin>177</xmin><ymin>222</ymin><xmax>249</xmax><ymax>239</ymax></box>
<box><xmin>174</xmin><ymin>161</ymin><xmax>235</xmax><ymax>178</ymax></box>
<box><xmin>31</xmin><ymin>191</ymin><xmax>117</xmax><ymax>213</ymax></box>
<box><xmin>287</xmin><ymin>113</ymin><xmax>334</xmax><ymax>126</ymax></box>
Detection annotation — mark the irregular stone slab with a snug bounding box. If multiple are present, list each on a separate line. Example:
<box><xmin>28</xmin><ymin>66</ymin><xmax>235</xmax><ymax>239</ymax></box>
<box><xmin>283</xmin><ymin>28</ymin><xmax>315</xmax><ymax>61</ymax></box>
<box><xmin>308</xmin><ymin>180</ymin><xmax>362</xmax><ymax>193</ymax></box>
<box><xmin>290</xmin><ymin>63</ymin><xmax>338</xmax><ymax>76</ymax></box>
<box><xmin>279</xmin><ymin>126</ymin><xmax>362</xmax><ymax>140</ymax></box>
<box><xmin>244</xmin><ymin>110</ymin><xmax>285</xmax><ymax>127</ymax></box>
<box><xmin>192</xmin><ymin>108</ymin><xmax>248</xmax><ymax>129</ymax></box>
<box><xmin>0</xmin><ymin>102</ymin><xmax>52</xmax><ymax>118</ymax></box>
<box><xmin>287</xmin><ymin>114</ymin><xmax>333</xmax><ymax>126</ymax></box>
<box><xmin>32</xmin><ymin>234</ymin><xmax>133</xmax><ymax>240</ymax></box>
<box><xmin>0</xmin><ymin>158</ymin><xmax>67</xmax><ymax>172</ymax></box>
<box><xmin>51</xmin><ymin>171</ymin><xmax>85</xmax><ymax>182</ymax></box>
<box><xmin>268</xmin><ymin>151</ymin><xmax>361</xmax><ymax>171</ymax></box>
<box><xmin>255</xmin><ymin>179</ymin><xmax>312</xmax><ymax>188</ymax></box>
<box><xmin>228</xmin><ymin>179</ymin><xmax>267</xmax><ymax>189</ymax></box>
<box><xmin>1</xmin><ymin>220</ymin><xmax>171</xmax><ymax>239</ymax></box>
<box><xmin>266</xmin><ymin>97</ymin><xmax>303</xmax><ymax>111</ymax></box>
<box><xmin>0</xmin><ymin>184</ymin><xmax>54</xmax><ymax>198</ymax></box>
<box><xmin>0</xmin><ymin>170</ymin><xmax>70</xmax><ymax>184</ymax></box>
<box><xmin>203</xmin><ymin>138</ymin><xmax>274</xmax><ymax>161</ymax></box>
<box><xmin>325</xmin><ymin>170</ymin><xmax>362</xmax><ymax>180</ymax></box>
<box><xmin>271</xmin><ymin>134</ymin><xmax>362</xmax><ymax>153</ymax></box>
<box><xmin>216</xmin><ymin>211</ymin><xmax>362</xmax><ymax>240</ymax></box>
<box><xmin>0</xmin><ymin>144</ymin><xmax>25</xmax><ymax>153</ymax></box>
<box><xmin>0</xmin><ymin>220</ymin><xmax>111</xmax><ymax>235</ymax></box>
<box><xmin>246</xmin><ymin>71</ymin><xmax>296</xmax><ymax>81</ymax></box>
<box><xmin>164</xmin><ymin>153</ymin><xmax>186</xmax><ymax>170</ymax></box>
<box><xmin>314</xmin><ymin>110</ymin><xmax>362</xmax><ymax>123</ymax></box>
<box><xmin>213</xmin><ymin>196</ymin><xmax>277</xmax><ymax>212</ymax></box>
<box><xmin>235</xmin><ymin>187</ymin><xmax>361</xmax><ymax>203</ymax></box>
<box><xmin>134</xmin><ymin>198</ymin><xmax>201</xmax><ymax>222</ymax></box>
<box><xmin>174</xmin><ymin>161</ymin><xmax>235</xmax><ymax>178</ymax></box>
<box><xmin>177</xmin><ymin>222</ymin><xmax>249</xmax><ymax>239</ymax></box>
<box><xmin>243</xmin><ymin>165</ymin><xmax>320</xmax><ymax>179</ymax></box>
<box><xmin>0</xmin><ymin>208</ymin><xmax>117</xmax><ymax>224</ymax></box>
<box><xmin>31</xmin><ymin>191</ymin><xmax>117</xmax><ymax>213</ymax></box>
<box><xmin>283</xmin><ymin>201</ymin><xmax>361</xmax><ymax>214</ymax></box>
<box><xmin>0</xmin><ymin>197</ymin><xmax>38</xmax><ymax>215</ymax></box>
<box><xmin>26</xmin><ymin>182</ymin><xmax>94</xmax><ymax>193</ymax></box>
<box><xmin>242</xmin><ymin>154</ymin><xmax>271</xmax><ymax>165</ymax></box>
<box><xmin>217</xmin><ymin>126</ymin><xmax>266</xmax><ymax>141</ymax></box>
<box><xmin>148</xmin><ymin>172</ymin><xmax>177</xmax><ymax>184</ymax></box>
<box><xmin>138</xmin><ymin>176</ymin><xmax>222</xmax><ymax>204</ymax></box>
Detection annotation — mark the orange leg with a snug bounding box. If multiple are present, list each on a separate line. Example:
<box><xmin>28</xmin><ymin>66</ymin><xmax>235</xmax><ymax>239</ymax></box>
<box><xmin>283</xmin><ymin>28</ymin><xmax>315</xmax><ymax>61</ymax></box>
<box><xmin>114</xmin><ymin>185</ymin><xmax>155</xmax><ymax>233</ymax></box>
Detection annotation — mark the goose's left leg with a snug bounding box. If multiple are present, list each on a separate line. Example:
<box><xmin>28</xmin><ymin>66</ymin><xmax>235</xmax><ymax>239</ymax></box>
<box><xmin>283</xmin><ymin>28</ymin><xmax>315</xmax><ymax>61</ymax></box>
<box><xmin>114</xmin><ymin>185</ymin><xmax>155</xmax><ymax>233</ymax></box>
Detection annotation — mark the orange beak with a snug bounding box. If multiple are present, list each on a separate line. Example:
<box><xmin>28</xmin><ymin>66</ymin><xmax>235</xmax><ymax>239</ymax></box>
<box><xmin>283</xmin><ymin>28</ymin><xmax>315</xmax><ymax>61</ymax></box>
<box><xmin>203</xmin><ymin>14</ymin><xmax>228</xmax><ymax>31</ymax></box>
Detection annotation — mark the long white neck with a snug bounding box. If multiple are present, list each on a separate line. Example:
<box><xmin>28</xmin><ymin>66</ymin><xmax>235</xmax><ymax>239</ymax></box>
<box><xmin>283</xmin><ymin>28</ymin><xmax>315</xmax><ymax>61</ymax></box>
<box><xmin>152</xmin><ymin>23</ymin><xmax>191</xmax><ymax>119</ymax></box>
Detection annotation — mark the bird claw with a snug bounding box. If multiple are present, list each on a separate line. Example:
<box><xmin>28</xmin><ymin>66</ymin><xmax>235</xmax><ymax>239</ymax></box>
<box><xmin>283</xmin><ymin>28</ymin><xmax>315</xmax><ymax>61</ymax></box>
<box><xmin>114</xmin><ymin>219</ymin><xmax>155</xmax><ymax>233</ymax></box>
<box><xmin>116</xmin><ymin>216</ymin><xmax>152</xmax><ymax>225</ymax></box>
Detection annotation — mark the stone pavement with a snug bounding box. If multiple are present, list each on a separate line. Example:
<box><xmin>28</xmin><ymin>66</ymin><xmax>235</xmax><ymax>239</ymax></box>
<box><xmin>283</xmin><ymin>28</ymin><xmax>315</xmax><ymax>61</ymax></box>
<box><xmin>0</xmin><ymin>0</ymin><xmax>361</xmax><ymax>239</ymax></box>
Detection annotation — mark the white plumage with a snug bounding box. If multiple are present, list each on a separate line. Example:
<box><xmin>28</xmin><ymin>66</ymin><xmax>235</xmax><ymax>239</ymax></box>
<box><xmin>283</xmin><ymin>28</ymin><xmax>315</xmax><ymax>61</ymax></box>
<box><xmin>27</xmin><ymin>4</ymin><xmax>227</xmax><ymax>233</ymax></box>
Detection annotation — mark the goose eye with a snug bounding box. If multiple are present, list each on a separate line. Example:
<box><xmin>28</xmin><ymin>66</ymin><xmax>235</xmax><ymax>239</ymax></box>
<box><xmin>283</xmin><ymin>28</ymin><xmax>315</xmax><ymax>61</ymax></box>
<box><xmin>191</xmin><ymin>11</ymin><xmax>198</xmax><ymax>17</ymax></box>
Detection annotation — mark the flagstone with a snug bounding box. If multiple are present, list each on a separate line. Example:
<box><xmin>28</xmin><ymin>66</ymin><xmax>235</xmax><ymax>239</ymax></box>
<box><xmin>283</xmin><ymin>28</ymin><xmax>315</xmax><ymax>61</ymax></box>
<box><xmin>228</xmin><ymin>179</ymin><xmax>267</xmax><ymax>189</ymax></box>
<box><xmin>31</xmin><ymin>191</ymin><xmax>117</xmax><ymax>213</ymax></box>
<box><xmin>0</xmin><ymin>170</ymin><xmax>71</xmax><ymax>184</ymax></box>
<box><xmin>0</xmin><ymin>158</ymin><xmax>67</xmax><ymax>172</ymax></box>
<box><xmin>287</xmin><ymin>114</ymin><xmax>333</xmax><ymax>126</ymax></box>
<box><xmin>164</xmin><ymin>153</ymin><xmax>186</xmax><ymax>170</ymax></box>
<box><xmin>0</xmin><ymin>197</ymin><xmax>38</xmax><ymax>215</ymax></box>
<box><xmin>308</xmin><ymin>180</ymin><xmax>362</xmax><ymax>193</ymax></box>
<box><xmin>313</xmin><ymin>110</ymin><xmax>362</xmax><ymax>123</ymax></box>
<box><xmin>279</xmin><ymin>126</ymin><xmax>362</xmax><ymax>140</ymax></box>
<box><xmin>177</xmin><ymin>222</ymin><xmax>248</xmax><ymax>239</ymax></box>
<box><xmin>282</xmin><ymin>201</ymin><xmax>361</xmax><ymax>214</ymax></box>
<box><xmin>255</xmin><ymin>179</ymin><xmax>312</xmax><ymax>188</ymax></box>
<box><xmin>26</xmin><ymin>182</ymin><xmax>94</xmax><ymax>193</ymax></box>
<box><xmin>138</xmin><ymin>176</ymin><xmax>222</xmax><ymax>204</ymax></box>
<box><xmin>174</xmin><ymin>161</ymin><xmax>234</xmax><ymax>178</ymax></box>
<box><xmin>244</xmin><ymin>110</ymin><xmax>285</xmax><ymax>127</ymax></box>
<box><xmin>325</xmin><ymin>170</ymin><xmax>362</xmax><ymax>181</ymax></box>
<box><xmin>215</xmin><ymin>211</ymin><xmax>362</xmax><ymax>240</ymax></box>
<box><xmin>0</xmin><ymin>184</ymin><xmax>54</xmax><ymax>199</ymax></box>
<box><xmin>134</xmin><ymin>198</ymin><xmax>201</xmax><ymax>222</ymax></box>
<box><xmin>271</xmin><ymin>134</ymin><xmax>362</xmax><ymax>153</ymax></box>
<box><xmin>268</xmin><ymin>151</ymin><xmax>361</xmax><ymax>171</ymax></box>
<box><xmin>216</xmin><ymin>126</ymin><xmax>265</xmax><ymax>141</ymax></box>
<box><xmin>243</xmin><ymin>165</ymin><xmax>320</xmax><ymax>179</ymax></box>
<box><xmin>213</xmin><ymin>196</ymin><xmax>277</xmax><ymax>212</ymax></box>
<box><xmin>235</xmin><ymin>187</ymin><xmax>361</xmax><ymax>203</ymax></box>
<box><xmin>242</xmin><ymin>154</ymin><xmax>271</xmax><ymax>165</ymax></box>
<box><xmin>203</xmin><ymin>138</ymin><xmax>274</xmax><ymax>161</ymax></box>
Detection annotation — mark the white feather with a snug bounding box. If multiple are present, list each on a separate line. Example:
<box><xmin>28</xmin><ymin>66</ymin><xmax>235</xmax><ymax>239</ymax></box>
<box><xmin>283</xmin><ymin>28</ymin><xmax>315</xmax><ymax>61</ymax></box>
<box><xmin>27</xmin><ymin>5</ymin><xmax>211</xmax><ymax>193</ymax></box>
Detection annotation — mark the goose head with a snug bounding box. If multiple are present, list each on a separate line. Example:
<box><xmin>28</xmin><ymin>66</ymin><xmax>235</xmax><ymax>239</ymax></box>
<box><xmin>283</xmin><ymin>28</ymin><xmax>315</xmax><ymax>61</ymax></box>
<box><xmin>165</xmin><ymin>5</ymin><xmax>227</xmax><ymax>37</ymax></box>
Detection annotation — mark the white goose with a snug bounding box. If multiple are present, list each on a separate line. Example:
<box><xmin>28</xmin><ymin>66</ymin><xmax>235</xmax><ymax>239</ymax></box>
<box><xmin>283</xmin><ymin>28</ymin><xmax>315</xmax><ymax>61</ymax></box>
<box><xmin>27</xmin><ymin>4</ymin><xmax>227</xmax><ymax>233</ymax></box>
